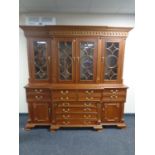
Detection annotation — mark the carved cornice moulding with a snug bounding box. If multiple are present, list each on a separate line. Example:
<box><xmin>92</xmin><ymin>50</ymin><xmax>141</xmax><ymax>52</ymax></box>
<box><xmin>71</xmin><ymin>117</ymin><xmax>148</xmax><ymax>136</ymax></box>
<box><xmin>48</xmin><ymin>31</ymin><xmax>128</xmax><ymax>37</ymax></box>
<box><xmin>20</xmin><ymin>25</ymin><xmax>133</xmax><ymax>38</ymax></box>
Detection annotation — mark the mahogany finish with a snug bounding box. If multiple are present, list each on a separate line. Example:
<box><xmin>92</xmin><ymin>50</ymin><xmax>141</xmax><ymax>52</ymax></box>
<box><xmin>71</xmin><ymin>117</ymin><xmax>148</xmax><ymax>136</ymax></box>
<box><xmin>20</xmin><ymin>25</ymin><xmax>132</xmax><ymax>131</ymax></box>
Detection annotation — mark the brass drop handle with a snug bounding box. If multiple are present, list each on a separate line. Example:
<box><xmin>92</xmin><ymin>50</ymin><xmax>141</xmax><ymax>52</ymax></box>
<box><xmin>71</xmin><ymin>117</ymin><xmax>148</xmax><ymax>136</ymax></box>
<box><xmin>61</xmin><ymin>90</ymin><xmax>69</xmax><ymax>95</ymax></box>
<box><xmin>84</xmin><ymin>115</ymin><xmax>91</xmax><ymax>118</ymax></box>
<box><xmin>62</xmin><ymin>108</ymin><xmax>70</xmax><ymax>113</ymax></box>
<box><xmin>62</xmin><ymin>102</ymin><xmax>70</xmax><ymax>106</ymax></box>
<box><xmin>101</xmin><ymin>57</ymin><xmax>104</xmax><ymax>63</ymax></box>
<box><xmin>83</xmin><ymin>121</ymin><xmax>91</xmax><ymax>124</ymax></box>
<box><xmin>35</xmin><ymin>96</ymin><xmax>43</xmax><ymax>100</ymax></box>
<box><xmin>84</xmin><ymin>103</ymin><xmax>92</xmax><ymax>106</ymax></box>
<box><xmin>60</xmin><ymin>97</ymin><xmax>64</xmax><ymax>100</ymax></box>
<box><xmin>72</xmin><ymin>57</ymin><xmax>76</xmax><ymax>62</ymax></box>
<box><xmin>84</xmin><ymin>108</ymin><xmax>92</xmax><ymax>111</ymax></box>
<box><xmin>34</xmin><ymin>89</ymin><xmax>43</xmax><ymax>93</ymax></box>
<box><xmin>62</xmin><ymin>115</ymin><xmax>70</xmax><ymax>118</ymax></box>
<box><xmin>48</xmin><ymin>56</ymin><xmax>51</xmax><ymax>64</ymax></box>
<box><xmin>77</xmin><ymin>57</ymin><xmax>80</xmax><ymax>63</ymax></box>
<box><xmin>63</xmin><ymin>121</ymin><xmax>70</xmax><ymax>124</ymax></box>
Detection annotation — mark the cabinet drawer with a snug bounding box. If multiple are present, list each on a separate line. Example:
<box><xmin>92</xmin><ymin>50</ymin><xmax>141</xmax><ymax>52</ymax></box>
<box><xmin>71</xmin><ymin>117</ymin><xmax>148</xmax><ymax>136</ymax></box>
<box><xmin>53</xmin><ymin>90</ymin><xmax>76</xmax><ymax>97</ymax></box>
<box><xmin>103</xmin><ymin>88</ymin><xmax>126</xmax><ymax>95</ymax></box>
<box><xmin>27</xmin><ymin>94</ymin><xmax>51</xmax><ymax>101</ymax></box>
<box><xmin>26</xmin><ymin>88</ymin><xmax>50</xmax><ymax>94</ymax></box>
<box><xmin>52</xmin><ymin>96</ymin><xmax>76</xmax><ymax>101</ymax></box>
<box><xmin>55</xmin><ymin>102</ymin><xmax>97</xmax><ymax>108</ymax></box>
<box><xmin>56</xmin><ymin>113</ymin><xmax>97</xmax><ymax>120</ymax></box>
<box><xmin>55</xmin><ymin>107</ymin><xmax>97</xmax><ymax>113</ymax></box>
<box><xmin>102</xmin><ymin>96</ymin><xmax>126</xmax><ymax>102</ymax></box>
<box><xmin>56</xmin><ymin>119</ymin><xmax>97</xmax><ymax>125</ymax></box>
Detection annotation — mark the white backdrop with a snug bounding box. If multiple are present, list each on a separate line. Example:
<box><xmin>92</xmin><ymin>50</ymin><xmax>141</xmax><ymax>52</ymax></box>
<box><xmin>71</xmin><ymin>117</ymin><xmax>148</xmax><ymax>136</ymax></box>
<box><xmin>19</xmin><ymin>13</ymin><xmax>135</xmax><ymax>113</ymax></box>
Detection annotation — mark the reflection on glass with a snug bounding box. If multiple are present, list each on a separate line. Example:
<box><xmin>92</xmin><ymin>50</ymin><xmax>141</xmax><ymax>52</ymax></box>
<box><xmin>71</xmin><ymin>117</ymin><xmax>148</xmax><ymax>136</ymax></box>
<box><xmin>33</xmin><ymin>41</ymin><xmax>48</xmax><ymax>79</ymax></box>
<box><xmin>58</xmin><ymin>41</ymin><xmax>72</xmax><ymax>80</ymax></box>
<box><xmin>104</xmin><ymin>42</ymin><xmax>119</xmax><ymax>80</ymax></box>
<box><xmin>80</xmin><ymin>42</ymin><xmax>94</xmax><ymax>80</ymax></box>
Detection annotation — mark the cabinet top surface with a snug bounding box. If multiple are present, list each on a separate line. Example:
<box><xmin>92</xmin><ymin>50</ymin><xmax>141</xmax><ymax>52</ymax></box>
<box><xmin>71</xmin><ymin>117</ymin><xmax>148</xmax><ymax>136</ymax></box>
<box><xmin>25</xmin><ymin>84</ymin><xmax>128</xmax><ymax>89</ymax></box>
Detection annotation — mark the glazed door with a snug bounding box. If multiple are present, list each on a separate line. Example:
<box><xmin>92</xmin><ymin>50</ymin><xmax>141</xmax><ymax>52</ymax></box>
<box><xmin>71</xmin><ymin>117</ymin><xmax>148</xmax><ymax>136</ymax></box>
<box><xmin>101</xmin><ymin>39</ymin><xmax>124</xmax><ymax>83</ymax></box>
<box><xmin>29</xmin><ymin>38</ymin><xmax>51</xmax><ymax>83</ymax></box>
<box><xmin>76</xmin><ymin>38</ymin><xmax>98</xmax><ymax>83</ymax></box>
<box><xmin>55</xmin><ymin>38</ymin><xmax>76</xmax><ymax>83</ymax></box>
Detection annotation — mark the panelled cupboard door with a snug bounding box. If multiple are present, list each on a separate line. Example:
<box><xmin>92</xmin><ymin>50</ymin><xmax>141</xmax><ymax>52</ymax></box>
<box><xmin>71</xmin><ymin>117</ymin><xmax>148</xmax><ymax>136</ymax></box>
<box><xmin>29</xmin><ymin>38</ymin><xmax>51</xmax><ymax>83</ymax></box>
<box><xmin>55</xmin><ymin>38</ymin><xmax>76</xmax><ymax>83</ymax></box>
<box><xmin>76</xmin><ymin>38</ymin><xmax>98</xmax><ymax>83</ymax></box>
<box><xmin>32</xmin><ymin>102</ymin><xmax>51</xmax><ymax>123</ymax></box>
<box><xmin>101</xmin><ymin>39</ymin><xmax>124</xmax><ymax>83</ymax></box>
<box><xmin>102</xmin><ymin>103</ymin><xmax>122</xmax><ymax>122</ymax></box>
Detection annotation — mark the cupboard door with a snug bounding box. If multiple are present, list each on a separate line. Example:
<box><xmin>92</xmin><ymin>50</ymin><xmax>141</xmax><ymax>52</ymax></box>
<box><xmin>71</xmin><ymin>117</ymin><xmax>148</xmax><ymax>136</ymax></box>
<box><xmin>56</xmin><ymin>39</ymin><xmax>76</xmax><ymax>83</ymax></box>
<box><xmin>102</xmin><ymin>103</ymin><xmax>122</xmax><ymax>122</ymax></box>
<box><xmin>101</xmin><ymin>39</ymin><xmax>124</xmax><ymax>83</ymax></box>
<box><xmin>29</xmin><ymin>38</ymin><xmax>51</xmax><ymax>83</ymax></box>
<box><xmin>32</xmin><ymin>102</ymin><xmax>51</xmax><ymax>123</ymax></box>
<box><xmin>77</xmin><ymin>38</ymin><xmax>98</xmax><ymax>83</ymax></box>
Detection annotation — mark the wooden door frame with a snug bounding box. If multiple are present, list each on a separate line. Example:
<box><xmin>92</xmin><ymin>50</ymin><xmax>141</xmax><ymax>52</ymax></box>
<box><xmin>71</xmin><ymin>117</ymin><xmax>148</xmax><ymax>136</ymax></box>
<box><xmin>76</xmin><ymin>37</ymin><xmax>98</xmax><ymax>83</ymax></box>
<box><xmin>100</xmin><ymin>38</ymin><xmax>124</xmax><ymax>84</ymax></box>
<box><xmin>54</xmin><ymin>38</ymin><xmax>76</xmax><ymax>83</ymax></box>
<box><xmin>28</xmin><ymin>37</ymin><xmax>51</xmax><ymax>83</ymax></box>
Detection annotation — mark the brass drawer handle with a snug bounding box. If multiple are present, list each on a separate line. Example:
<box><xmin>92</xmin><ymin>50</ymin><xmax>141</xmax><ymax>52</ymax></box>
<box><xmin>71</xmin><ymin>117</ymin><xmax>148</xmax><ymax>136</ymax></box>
<box><xmin>34</xmin><ymin>89</ymin><xmax>43</xmax><ymax>93</ymax></box>
<box><xmin>62</xmin><ymin>108</ymin><xmax>70</xmax><ymax>113</ymax></box>
<box><xmin>35</xmin><ymin>96</ymin><xmax>43</xmax><ymax>100</ymax></box>
<box><xmin>60</xmin><ymin>90</ymin><xmax>69</xmax><ymax>95</ymax></box>
<box><xmin>85</xmin><ymin>90</ymin><xmax>94</xmax><ymax>94</ymax></box>
<box><xmin>62</xmin><ymin>121</ymin><xmax>70</xmax><ymax>125</ymax></box>
<box><xmin>62</xmin><ymin>114</ymin><xmax>70</xmax><ymax>118</ymax></box>
<box><xmin>60</xmin><ymin>97</ymin><xmax>69</xmax><ymax>100</ymax></box>
<box><xmin>86</xmin><ymin>97</ymin><xmax>94</xmax><ymax>100</ymax></box>
<box><xmin>84</xmin><ymin>103</ymin><xmax>92</xmax><ymax>106</ymax></box>
<box><xmin>62</xmin><ymin>102</ymin><xmax>70</xmax><ymax>106</ymax></box>
<box><xmin>110</xmin><ymin>95</ymin><xmax>118</xmax><ymax>98</ymax></box>
<box><xmin>83</xmin><ymin>121</ymin><xmax>91</xmax><ymax>124</ymax></box>
<box><xmin>84</xmin><ymin>114</ymin><xmax>91</xmax><ymax>118</ymax></box>
<box><xmin>84</xmin><ymin>108</ymin><xmax>92</xmax><ymax>111</ymax></box>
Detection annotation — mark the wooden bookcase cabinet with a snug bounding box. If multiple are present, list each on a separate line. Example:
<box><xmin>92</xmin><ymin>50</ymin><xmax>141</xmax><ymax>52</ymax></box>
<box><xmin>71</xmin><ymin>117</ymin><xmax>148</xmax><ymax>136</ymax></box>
<box><xmin>20</xmin><ymin>26</ymin><xmax>132</xmax><ymax>131</ymax></box>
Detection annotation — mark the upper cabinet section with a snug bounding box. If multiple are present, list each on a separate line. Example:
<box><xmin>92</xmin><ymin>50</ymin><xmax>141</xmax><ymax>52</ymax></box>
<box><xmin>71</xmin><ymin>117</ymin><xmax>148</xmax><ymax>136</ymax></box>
<box><xmin>20</xmin><ymin>25</ymin><xmax>132</xmax><ymax>84</ymax></box>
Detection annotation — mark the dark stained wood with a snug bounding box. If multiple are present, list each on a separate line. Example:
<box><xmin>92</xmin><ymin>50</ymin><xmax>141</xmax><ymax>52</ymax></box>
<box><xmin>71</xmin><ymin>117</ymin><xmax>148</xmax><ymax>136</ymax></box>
<box><xmin>20</xmin><ymin>25</ymin><xmax>132</xmax><ymax>131</ymax></box>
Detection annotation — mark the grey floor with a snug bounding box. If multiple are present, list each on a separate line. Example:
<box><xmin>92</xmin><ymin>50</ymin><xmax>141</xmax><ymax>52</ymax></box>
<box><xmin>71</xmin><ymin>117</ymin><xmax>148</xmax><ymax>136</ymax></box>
<box><xmin>19</xmin><ymin>114</ymin><xmax>135</xmax><ymax>155</ymax></box>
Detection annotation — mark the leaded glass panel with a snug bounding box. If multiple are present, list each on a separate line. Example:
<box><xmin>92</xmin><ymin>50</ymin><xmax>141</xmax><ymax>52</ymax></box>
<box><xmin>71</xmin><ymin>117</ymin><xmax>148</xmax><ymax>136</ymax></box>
<box><xmin>80</xmin><ymin>42</ymin><xmax>95</xmax><ymax>80</ymax></box>
<box><xmin>33</xmin><ymin>41</ymin><xmax>48</xmax><ymax>80</ymax></box>
<box><xmin>58</xmin><ymin>41</ymin><xmax>72</xmax><ymax>80</ymax></box>
<box><xmin>104</xmin><ymin>42</ymin><xmax>119</xmax><ymax>80</ymax></box>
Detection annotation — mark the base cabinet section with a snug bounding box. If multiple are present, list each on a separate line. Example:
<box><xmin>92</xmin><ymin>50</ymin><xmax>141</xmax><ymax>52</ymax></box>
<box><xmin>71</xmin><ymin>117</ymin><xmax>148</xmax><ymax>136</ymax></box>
<box><xmin>25</xmin><ymin>87</ymin><xmax>127</xmax><ymax>131</ymax></box>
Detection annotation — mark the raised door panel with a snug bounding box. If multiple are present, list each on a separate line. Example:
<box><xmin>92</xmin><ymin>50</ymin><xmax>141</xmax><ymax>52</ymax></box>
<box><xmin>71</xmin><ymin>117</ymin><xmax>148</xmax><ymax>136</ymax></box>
<box><xmin>76</xmin><ymin>38</ymin><xmax>98</xmax><ymax>83</ymax></box>
<box><xmin>101</xmin><ymin>39</ymin><xmax>124</xmax><ymax>83</ymax></box>
<box><xmin>55</xmin><ymin>38</ymin><xmax>76</xmax><ymax>83</ymax></box>
<box><xmin>102</xmin><ymin>103</ymin><xmax>122</xmax><ymax>122</ymax></box>
<box><xmin>32</xmin><ymin>103</ymin><xmax>50</xmax><ymax>123</ymax></box>
<box><xmin>29</xmin><ymin>38</ymin><xmax>51</xmax><ymax>83</ymax></box>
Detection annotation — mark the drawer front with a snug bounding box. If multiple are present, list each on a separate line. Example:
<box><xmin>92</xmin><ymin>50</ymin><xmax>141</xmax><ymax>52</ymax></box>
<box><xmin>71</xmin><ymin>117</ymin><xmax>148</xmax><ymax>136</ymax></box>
<box><xmin>78</xmin><ymin>90</ymin><xmax>101</xmax><ymax>101</ymax></box>
<box><xmin>27</xmin><ymin>94</ymin><xmax>51</xmax><ymax>101</ymax></box>
<box><xmin>56</xmin><ymin>113</ymin><xmax>97</xmax><ymax>120</ymax></box>
<box><xmin>55</xmin><ymin>102</ymin><xmax>97</xmax><ymax>108</ymax></box>
<box><xmin>102</xmin><ymin>96</ymin><xmax>126</xmax><ymax>102</ymax></box>
<box><xmin>56</xmin><ymin>119</ymin><xmax>97</xmax><ymax>125</ymax></box>
<box><xmin>26</xmin><ymin>88</ymin><xmax>50</xmax><ymax>94</ymax></box>
<box><xmin>52</xmin><ymin>96</ymin><xmax>76</xmax><ymax>101</ymax></box>
<box><xmin>52</xmin><ymin>90</ymin><xmax>76</xmax><ymax>97</ymax></box>
<box><xmin>103</xmin><ymin>88</ymin><xmax>126</xmax><ymax>95</ymax></box>
<box><xmin>55</xmin><ymin>107</ymin><xmax>97</xmax><ymax>113</ymax></box>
